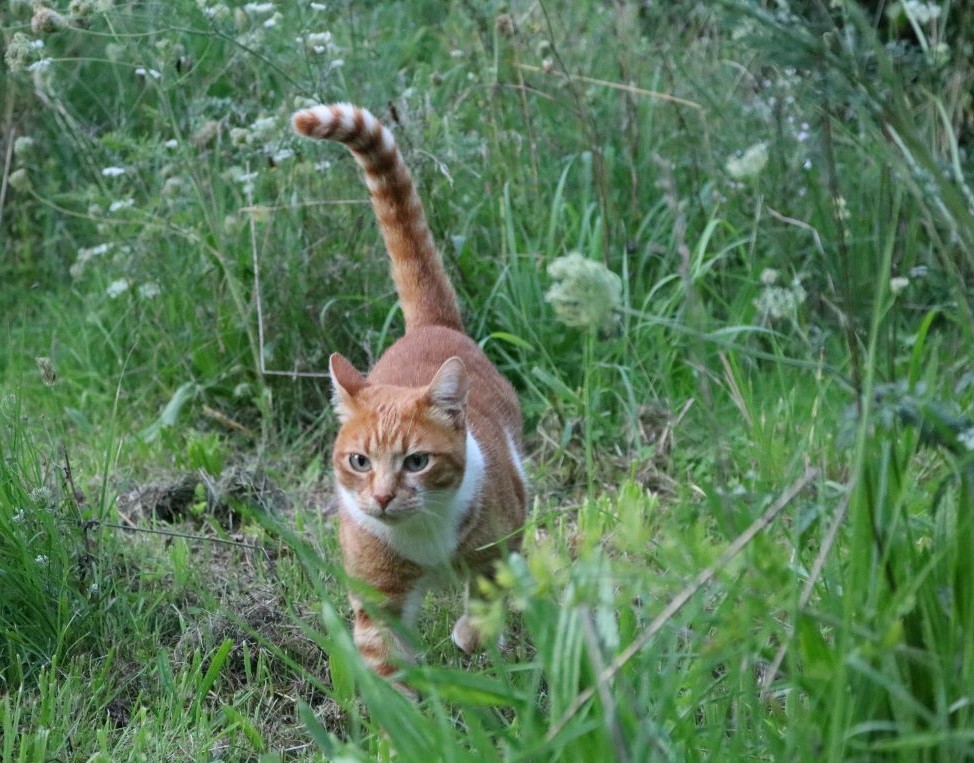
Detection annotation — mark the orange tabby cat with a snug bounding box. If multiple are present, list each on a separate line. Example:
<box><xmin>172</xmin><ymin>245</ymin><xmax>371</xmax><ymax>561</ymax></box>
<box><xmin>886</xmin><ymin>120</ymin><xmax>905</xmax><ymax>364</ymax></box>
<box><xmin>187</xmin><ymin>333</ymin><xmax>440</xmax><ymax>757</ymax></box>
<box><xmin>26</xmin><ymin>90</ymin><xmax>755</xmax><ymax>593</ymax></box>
<box><xmin>292</xmin><ymin>103</ymin><xmax>527</xmax><ymax>680</ymax></box>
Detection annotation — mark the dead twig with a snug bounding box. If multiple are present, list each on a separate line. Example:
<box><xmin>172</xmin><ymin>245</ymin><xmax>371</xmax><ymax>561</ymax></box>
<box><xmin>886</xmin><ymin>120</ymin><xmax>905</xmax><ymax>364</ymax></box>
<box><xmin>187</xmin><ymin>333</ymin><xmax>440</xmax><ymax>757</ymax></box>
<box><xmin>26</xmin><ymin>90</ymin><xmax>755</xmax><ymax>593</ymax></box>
<box><xmin>760</xmin><ymin>488</ymin><xmax>850</xmax><ymax>698</ymax></box>
<box><xmin>516</xmin><ymin>63</ymin><xmax>704</xmax><ymax>110</ymax></box>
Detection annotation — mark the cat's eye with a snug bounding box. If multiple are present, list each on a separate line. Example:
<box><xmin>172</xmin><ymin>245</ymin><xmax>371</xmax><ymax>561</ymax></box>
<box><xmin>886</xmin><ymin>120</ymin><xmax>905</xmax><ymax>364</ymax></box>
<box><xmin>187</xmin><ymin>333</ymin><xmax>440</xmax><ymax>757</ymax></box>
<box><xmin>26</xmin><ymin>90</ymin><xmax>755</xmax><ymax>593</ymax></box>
<box><xmin>402</xmin><ymin>452</ymin><xmax>430</xmax><ymax>472</ymax></box>
<box><xmin>348</xmin><ymin>453</ymin><xmax>371</xmax><ymax>472</ymax></box>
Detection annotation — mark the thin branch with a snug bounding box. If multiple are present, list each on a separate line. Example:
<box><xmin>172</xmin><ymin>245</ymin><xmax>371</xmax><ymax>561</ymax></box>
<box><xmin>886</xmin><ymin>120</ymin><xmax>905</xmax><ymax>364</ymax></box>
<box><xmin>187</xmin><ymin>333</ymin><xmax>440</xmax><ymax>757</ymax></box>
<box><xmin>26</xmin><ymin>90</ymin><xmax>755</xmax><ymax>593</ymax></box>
<box><xmin>516</xmin><ymin>63</ymin><xmax>704</xmax><ymax>110</ymax></box>
<box><xmin>761</xmin><ymin>489</ymin><xmax>850</xmax><ymax>698</ymax></box>
<box><xmin>97</xmin><ymin>520</ymin><xmax>271</xmax><ymax>561</ymax></box>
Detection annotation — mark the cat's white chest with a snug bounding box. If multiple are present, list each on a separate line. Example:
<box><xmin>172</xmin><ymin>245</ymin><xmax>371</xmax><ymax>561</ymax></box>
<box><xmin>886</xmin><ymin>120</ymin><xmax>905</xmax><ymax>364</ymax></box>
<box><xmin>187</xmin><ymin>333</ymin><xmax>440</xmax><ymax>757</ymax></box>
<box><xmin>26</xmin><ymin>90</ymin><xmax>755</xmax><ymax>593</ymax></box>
<box><xmin>338</xmin><ymin>431</ymin><xmax>485</xmax><ymax>566</ymax></box>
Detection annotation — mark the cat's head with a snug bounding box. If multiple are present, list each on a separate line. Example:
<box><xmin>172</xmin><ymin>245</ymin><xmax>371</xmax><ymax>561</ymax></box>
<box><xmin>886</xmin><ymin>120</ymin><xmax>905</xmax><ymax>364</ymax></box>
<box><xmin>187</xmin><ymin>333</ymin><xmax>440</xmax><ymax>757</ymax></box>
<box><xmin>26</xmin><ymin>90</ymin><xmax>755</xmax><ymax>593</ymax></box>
<box><xmin>328</xmin><ymin>353</ymin><xmax>468</xmax><ymax>521</ymax></box>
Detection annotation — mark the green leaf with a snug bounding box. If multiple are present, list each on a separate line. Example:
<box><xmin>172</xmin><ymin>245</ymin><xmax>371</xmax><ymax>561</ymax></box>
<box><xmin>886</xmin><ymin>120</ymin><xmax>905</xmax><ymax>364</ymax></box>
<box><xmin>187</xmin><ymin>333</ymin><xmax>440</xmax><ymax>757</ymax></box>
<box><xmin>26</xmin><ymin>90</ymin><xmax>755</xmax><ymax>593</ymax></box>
<box><xmin>141</xmin><ymin>382</ymin><xmax>198</xmax><ymax>442</ymax></box>
<box><xmin>404</xmin><ymin>666</ymin><xmax>525</xmax><ymax>707</ymax></box>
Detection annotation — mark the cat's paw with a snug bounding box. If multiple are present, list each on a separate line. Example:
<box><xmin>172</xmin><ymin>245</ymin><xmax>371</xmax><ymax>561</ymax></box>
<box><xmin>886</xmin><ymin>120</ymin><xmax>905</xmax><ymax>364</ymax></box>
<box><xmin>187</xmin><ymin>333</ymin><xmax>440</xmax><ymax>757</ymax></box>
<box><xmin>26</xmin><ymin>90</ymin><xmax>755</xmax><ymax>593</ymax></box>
<box><xmin>451</xmin><ymin>614</ymin><xmax>482</xmax><ymax>654</ymax></box>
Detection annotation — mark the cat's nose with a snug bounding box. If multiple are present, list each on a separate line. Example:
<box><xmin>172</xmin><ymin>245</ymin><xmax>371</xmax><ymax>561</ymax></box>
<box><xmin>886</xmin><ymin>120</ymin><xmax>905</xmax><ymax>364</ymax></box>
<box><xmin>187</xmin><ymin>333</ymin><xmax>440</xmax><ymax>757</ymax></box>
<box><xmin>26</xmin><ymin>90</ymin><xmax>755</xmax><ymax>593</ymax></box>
<box><xmin>373</xmin><ymin>493</ymin><xmax>394</xmax><ymax>511</ymax></box>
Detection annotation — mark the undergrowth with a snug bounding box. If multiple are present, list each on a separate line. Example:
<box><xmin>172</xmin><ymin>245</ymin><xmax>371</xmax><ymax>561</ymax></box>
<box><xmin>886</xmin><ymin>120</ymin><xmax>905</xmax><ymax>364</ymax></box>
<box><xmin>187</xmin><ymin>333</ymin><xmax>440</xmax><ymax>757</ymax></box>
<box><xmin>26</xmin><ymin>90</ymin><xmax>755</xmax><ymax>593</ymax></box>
<box><xmin>2</xmin><ymin>0</ymin><xmax>974</xmax><ymax>760</ymax></box>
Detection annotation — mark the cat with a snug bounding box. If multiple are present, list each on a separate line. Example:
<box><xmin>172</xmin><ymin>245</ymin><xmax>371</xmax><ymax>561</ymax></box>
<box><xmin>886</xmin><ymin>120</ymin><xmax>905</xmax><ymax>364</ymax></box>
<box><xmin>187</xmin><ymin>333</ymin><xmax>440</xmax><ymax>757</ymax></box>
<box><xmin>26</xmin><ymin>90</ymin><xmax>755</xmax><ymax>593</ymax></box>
<box><xmin>292</xmin><ymin>103</ymin><xmax>528</xmax><ymax>681</ymax></box>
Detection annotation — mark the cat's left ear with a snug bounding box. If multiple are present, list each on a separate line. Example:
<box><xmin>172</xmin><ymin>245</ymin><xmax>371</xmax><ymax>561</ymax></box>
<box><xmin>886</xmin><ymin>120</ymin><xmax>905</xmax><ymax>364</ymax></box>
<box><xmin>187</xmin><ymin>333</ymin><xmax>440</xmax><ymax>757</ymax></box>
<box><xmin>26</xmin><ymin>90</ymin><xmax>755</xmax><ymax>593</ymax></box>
<box><xmin>329</xmin><ymin>353</ymin><xmax>368</xmax><ymax>422</ymax></box>
<box><xmin>427</xmin><ymin>356</ymin><xmax>468</xmax><ymax>429</ymax></box>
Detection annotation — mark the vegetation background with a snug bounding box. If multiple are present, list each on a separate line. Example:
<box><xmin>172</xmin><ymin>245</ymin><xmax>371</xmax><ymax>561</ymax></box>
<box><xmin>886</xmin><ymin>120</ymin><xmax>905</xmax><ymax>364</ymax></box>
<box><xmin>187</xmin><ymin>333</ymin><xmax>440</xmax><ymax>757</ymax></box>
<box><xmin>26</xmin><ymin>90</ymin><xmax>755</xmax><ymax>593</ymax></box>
<box><xmin>2</xmin><ymin>0</ymin><xmax>974</xmax><ymax>760</ymax></box>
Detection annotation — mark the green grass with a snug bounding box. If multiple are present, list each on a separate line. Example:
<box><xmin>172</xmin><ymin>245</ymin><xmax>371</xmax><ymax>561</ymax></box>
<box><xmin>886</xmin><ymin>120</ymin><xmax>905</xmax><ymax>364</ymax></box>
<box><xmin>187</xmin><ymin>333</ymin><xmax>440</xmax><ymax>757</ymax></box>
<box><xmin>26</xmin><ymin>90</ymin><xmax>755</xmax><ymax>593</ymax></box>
<box><xmin>3</xmin><ymin>0</ymin><xmax>974</xmax><ymax>760</ymax></box>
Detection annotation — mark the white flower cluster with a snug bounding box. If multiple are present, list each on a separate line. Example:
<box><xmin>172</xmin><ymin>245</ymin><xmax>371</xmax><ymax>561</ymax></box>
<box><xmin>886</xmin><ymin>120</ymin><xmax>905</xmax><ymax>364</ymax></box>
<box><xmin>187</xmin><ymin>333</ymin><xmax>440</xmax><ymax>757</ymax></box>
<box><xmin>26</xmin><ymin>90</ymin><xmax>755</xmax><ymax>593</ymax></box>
<box><xmin>105</xmin><ymin>279</ymin><xmax>161</xmax><ymax>299</ymax></box>
<box><xmin>4</xmin><ymin>33</ymin><xmax>45</xmax><ymax>73</ymax></box>
<box><xmin>70</xmin><ymin>242</ymin><xmax>113</xmax><ymax>279</ymax></box>
<box><xmin>296</xmin><ymin>30</ymin><xmax>339</xmax><ymax>57</ymax></box>
<box><xmin>544</xmin><ymin>252</ymin><xmax>622</xmax><ymax>331</ymax></box>
<box><xmin>108</xmin><ymin>198</ymin><xmax>135</xmax><ymax>212</ymax></box>
<box><xmin>726</xmin><ymin>142</ymin><xmax>769</xmax><ymax>180</ymax></box>
<box><xmin>106</xmin><ymin>278</ymin><xmax>130</xmax><ymax>298</ymax></box>
<box><xmin>753</xmin><ymin>269</ymin><xmax>807</xmax><ymax>322</ymax></box>
<box><xmin>900</xmin><ymin>1</ymin><xmax>942</xmax><ymax>24</ymax></box>
<box><xmin>889</xmin><ymin>276</ymin><xmax>910</xmax><ymax>296</ymax></box>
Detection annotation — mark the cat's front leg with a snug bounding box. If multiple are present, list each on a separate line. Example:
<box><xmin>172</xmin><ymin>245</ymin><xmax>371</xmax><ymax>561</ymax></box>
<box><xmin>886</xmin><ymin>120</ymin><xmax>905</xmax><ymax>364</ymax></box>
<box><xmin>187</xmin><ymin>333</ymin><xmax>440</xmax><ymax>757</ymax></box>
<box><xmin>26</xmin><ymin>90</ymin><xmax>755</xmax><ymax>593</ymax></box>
<box><xmin>349</xmin><ymin>593</ymin><xmax>416</xmax><ymax>680</ymax></box>
<box><xmin>451</xmin><ymin>580</ymin><xmax>493</xmax><ymax>654</ymax></box>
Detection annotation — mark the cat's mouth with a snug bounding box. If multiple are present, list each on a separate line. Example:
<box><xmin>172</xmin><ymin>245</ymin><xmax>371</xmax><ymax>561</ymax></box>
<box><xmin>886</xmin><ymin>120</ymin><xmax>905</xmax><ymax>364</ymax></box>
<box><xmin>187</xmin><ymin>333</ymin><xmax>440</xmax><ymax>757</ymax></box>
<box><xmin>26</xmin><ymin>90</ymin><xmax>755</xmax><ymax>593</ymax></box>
<box><xmin>368</xmin><ymin>504</ymin><xmax>418</xmax><ymax>522</ymax></box>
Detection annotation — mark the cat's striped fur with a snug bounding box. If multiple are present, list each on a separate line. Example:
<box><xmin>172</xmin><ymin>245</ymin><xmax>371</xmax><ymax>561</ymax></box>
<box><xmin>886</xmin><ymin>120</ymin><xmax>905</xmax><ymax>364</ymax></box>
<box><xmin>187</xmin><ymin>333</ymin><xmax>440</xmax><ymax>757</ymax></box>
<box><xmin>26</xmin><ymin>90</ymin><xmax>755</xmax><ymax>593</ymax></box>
<box><xmin>292</xmin><ymin>103</ymin><xmax>527</xmax><ymax>682</ymax></box>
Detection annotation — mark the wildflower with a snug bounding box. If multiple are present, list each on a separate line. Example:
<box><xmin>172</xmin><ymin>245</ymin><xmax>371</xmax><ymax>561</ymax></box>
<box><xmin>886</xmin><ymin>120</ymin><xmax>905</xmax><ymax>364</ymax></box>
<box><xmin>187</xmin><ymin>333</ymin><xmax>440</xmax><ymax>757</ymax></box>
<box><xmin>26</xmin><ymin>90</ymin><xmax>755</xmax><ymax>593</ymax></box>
<box><xmin>35</xmin><ymin>554</ymin><xmax>49</xmax><ymax>566</ymax></box>
<box><xmin>271</xmin><ymin>148</ymin><xmax>294</xmax><ymax>163</ymax></box>
<box><xmin>81</xmin><ymin>242</ymin><xmax>112</xmax><ymax>258</ymax></box>
<box><xmin>754</xmin><ymin>274</ymin><xmax>807</xmax><ymax>322</ymax></box>
<box><xmin>889</xmin><ymin>276</ymin><xmax>910</xmax><ymax>295</ymax></box>
<box><xmin>224</xmin><ymin>214</ymin><xmax>243</xmax><ymax>234</ymax></box>
<box><xmin>30</xmin><ymin>486</ymin><xmax>52</xmax><ymax>505</ymax></box>
<box><xmin>495</xmin><ymin>12</ymin><xmax>515</xmax><ymax>37</ymax></box>
<box><xmin>204</xmin><ymin>4</ymin><xmax>230</xmax><ymax>22</ymax></box>
<box><xmin>760</xmin><ymin>268</ymin><xmax>779</xmax><ymax>285</ymax></box>
<box><xmin>138</xmin><ymin>282</ymin><xmax>161</xmax><ymax>299</ymax></box>
<box><xmin>162</xmin><ymin>176</ymin><xmax>186</xmax><ymax>197</ymax></box>
<box><xmin>101</xmin><ymin>166</ymin><xmax>126</xmax><ymax>177</ymax></box>
<box><xmin>71</xmin><ymin>242</ymin><xmax>112</xmax><ymax>278</ymax></box>
<box><xmin>108</xmin><ymin>198</ymin><xmax>134</xmax><ymax>212</ymax></box>
<box><xmin>249</xmin><ymin>116</ymin><xmax>276</xmax><ymax>142</ymax></box>
<box><xmin>89</xmin><ymin>582</ymin><xmax>100</xmax><ymax>593</ymax></box>
<box><xmin>730</xmin><ymin>18</ymin><xmax>757</xmax><ymax>40</ymax></box>
<box><xmin>192</xmin><ymin>120</ymin><xmax>220</xmax><ymax>147</ymax></box>
<box><xmin>960</xmin><ymin>427</ymin><xmax>974</xmax><ymax>452</ymax></box>
<box><xmin>544</xmin><ymin>252</ymin><xmax>622</xmax><ymax>331</ymax></box>
<box><xmin>303</xmin><ymin>31</ymin><xmax>335</xmax><ymax>54</ymax></box>
<box><xmin>134</xmin><ymin>67</ymin><xmax>162</xmax><ymax>80</ymax></box>
<box><xmin>164</xmin><ymin>138</ymin><xmax>178</xmax><ymax>149</ymax></box>
<box><xmin>263</xmin><ymin>12</ymin><xmax>281</xmax><ymax>28</ymax></box>
<box><xmin>310</xmin><ymin>2</ymin><xmax>327</xmax><ymax>9</ymax></box>
<box><xmin>8</xmin><ymin>168</ymin><xmax>30</xmax><ymax>191</ymax></box>
<box><xmin>4</xmin><ymin>33</ymin><xmax>44</xmax><ymax>72</ymax></box>
<box><xmin>13</xmin><ymin>136</ymin><xmax>35</xmax><ymax>159</ymax></box>
<box><xmin>796</xmin><ymin>122</ymin><xmax>810</xmax><ymax>143</ymax></box>
<box><xmin>243</xmin><ymin>2</ymin><xmax>275</xmax><ymax>13</ymax></box>
<box><xmin>834</xmin><ymin>195</ymin><xmax>850</xmax><ymax>221</ymax></box>
<box><xmin>12</xmin><ymin>509</ymin><xmax>26</xmax><ymax>523</ymax></box>
<box><xmin>68</xmin><ymin>0</ymin><xmax>98</xmax><ymax>22</ymax></box>
<box><xmin>900</xmin><ymin>1</ymin><xmax>942</xmax><ymax>24</ymax></box>
<box><xmin>726</xmin><ymin>142</ymin><xmax>769</xmax><ymax>180</ymax></box>
<box><xmin>31</xmin><ymin>6</ymin><xmax>68</xmax><ymax>34</ymax></box>
<box><xmin>927</xmin><ymin>42</ymin><xmax>950</xmax><ymax>68</ymax></box>
<box><xmin>35</xmin><ymin>356</ymin><xmax>57</xmax><ymax>385</ymax></box>
<box><xmin>106</xmin><ymin>278</ymin><xmax>130</xmax><ymax>298</ymax></box>
<box><xmin>27</xmin><ymin>57</ymin><xmax>53</xmax><ymax>73</ymax></box>
<box><xmin>292</xmin><ymin>96</ymin><xmax>318</xmax><ymax>110</ymax></box>
<box><xmin>227</xmin><ymin>167</ymin><xmax>259</xmax><ymax>184</ymax></box>
<box><xmin>229</xmin><ymin>127</ymin><xmax>250</xmax><ymax>146</ymax></box>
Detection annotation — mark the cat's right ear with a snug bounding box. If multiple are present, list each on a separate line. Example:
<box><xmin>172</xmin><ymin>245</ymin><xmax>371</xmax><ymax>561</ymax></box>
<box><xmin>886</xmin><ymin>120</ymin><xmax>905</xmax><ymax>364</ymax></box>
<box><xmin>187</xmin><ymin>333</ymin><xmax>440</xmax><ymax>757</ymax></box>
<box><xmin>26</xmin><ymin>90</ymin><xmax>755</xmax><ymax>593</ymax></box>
<box><xmin>329</xmin><ymin>353</ymin><xmax>368</xmax><ymax>422</ymax></box>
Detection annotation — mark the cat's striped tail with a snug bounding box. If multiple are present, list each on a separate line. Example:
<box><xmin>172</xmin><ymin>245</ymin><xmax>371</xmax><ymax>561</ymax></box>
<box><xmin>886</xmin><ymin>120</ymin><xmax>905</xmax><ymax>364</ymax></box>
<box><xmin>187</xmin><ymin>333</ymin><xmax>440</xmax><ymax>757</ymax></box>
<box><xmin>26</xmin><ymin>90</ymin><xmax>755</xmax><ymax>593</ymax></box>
<box><xmin>292</xmin><ymin>103</ymin><xmax>463</xmax><ymax>333</ymax></box>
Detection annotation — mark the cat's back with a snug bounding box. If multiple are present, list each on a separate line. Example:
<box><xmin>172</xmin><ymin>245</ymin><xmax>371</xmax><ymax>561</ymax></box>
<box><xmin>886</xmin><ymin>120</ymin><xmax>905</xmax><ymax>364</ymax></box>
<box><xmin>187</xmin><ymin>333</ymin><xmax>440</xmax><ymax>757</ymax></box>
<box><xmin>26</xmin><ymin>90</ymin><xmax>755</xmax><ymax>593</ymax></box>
<box><xmin>369</xmin><ymin>326</ymin><xmax>522</xmax><ymax>439</ymax></box>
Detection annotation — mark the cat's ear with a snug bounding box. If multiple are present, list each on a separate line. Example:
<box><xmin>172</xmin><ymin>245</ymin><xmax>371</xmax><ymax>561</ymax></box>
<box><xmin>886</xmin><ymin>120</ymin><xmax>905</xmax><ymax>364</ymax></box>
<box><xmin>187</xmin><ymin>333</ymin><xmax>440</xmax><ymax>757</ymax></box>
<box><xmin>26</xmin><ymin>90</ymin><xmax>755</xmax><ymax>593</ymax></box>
<box><xmin>427</xmin><ymin>356</ymin><xmax>468</xmax><ymax>428</ymax></box>
<box><xmin>329</xmin><ymin>353</ymin><xmax>368</xmax><ymax>422</ymax></box>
